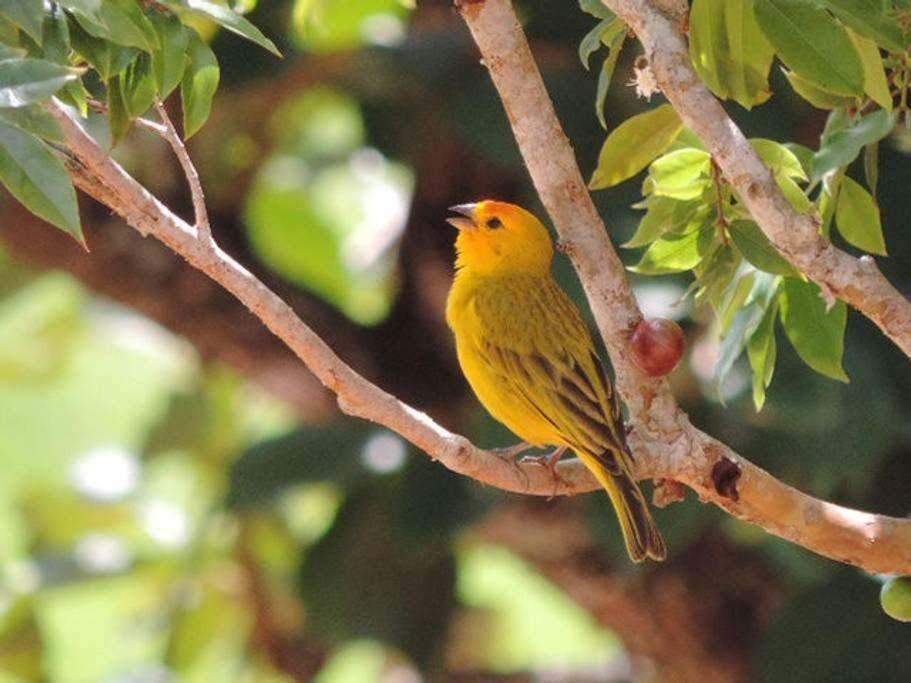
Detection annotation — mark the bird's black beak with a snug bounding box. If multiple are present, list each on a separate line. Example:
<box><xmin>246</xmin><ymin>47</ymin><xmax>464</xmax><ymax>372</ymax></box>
<box><xmin>446</xmin><ymin>203</ymin><xmax>477</xmax><ymax>231</ymax></box>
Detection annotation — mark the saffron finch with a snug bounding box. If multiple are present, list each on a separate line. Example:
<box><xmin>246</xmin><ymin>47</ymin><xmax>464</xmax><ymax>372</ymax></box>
<box><xmin>445</xmin><ymin>200</ymin><xmax>666</xmax><ymax>562</ymax></box>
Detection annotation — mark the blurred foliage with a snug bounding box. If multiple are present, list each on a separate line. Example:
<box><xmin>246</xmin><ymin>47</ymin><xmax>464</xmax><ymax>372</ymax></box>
<box><xmin>244</xmin><ymin>87</ymin><xmax>412</xmax><ymax>325</ymax></box>
<box><xmin>0</xmin><ymin>0</ymin><xmax>910</xmax><ymax>681</ymax></box>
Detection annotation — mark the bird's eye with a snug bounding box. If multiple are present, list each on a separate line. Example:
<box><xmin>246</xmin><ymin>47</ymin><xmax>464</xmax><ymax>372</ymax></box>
<box><xmin>486</xmin><ymin>217</ymin><xmax>503</xmax><ymax>229</ymax></box>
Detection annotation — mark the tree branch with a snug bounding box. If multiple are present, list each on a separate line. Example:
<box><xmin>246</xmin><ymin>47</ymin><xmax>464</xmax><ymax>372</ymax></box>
<box><xmin>453</xmin><ymin>0</ymin><xmax>911</xmax><ymax>574</ymax></box>
<box><xmin>44</xmin><ymin>75</ymin><xmax>911</xmax><ymax>577</ymax></box>
<box><xmin>154</xmin><ymin>100</ymin><xmax>212</xmax><ymax>242</ymax></box>
<box><xmin>602</xmin><ymin>0</ymin><xmax>911</xmax><ymax>360</ymax></box>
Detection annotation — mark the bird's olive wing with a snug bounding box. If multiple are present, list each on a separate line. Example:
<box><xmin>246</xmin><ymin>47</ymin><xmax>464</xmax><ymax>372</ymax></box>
<box><xmin>472</xmin><ymin>278</ymin><xmax>630</xmax><ymax>465</ymax></box>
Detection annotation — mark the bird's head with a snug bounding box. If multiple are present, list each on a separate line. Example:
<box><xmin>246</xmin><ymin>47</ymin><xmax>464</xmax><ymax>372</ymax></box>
<box><xmin>447</xmin><ymin>200</ymin><xmax>554</xmax><ymax>275</ymax></box>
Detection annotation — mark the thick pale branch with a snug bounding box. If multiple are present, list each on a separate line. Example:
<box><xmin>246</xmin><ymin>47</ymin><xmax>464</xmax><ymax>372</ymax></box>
<box><xmin>454</xmin><ymin>0</ymin><xmax>911</xmax><ymax>574</ymax></box>
<box><xmin>603</xmin><ymin>0</ymin><xmax>911</xmax><ymax>360</ymax></box>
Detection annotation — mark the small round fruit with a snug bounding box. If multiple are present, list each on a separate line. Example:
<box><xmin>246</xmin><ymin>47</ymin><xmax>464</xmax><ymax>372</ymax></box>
<box><xmin>881</xmin><ymin>576</ymin><xmax>911</xmax><ymax>622</ymax></box>
<box><xmin>629</xmin><ymin>318</ymin><xmax>685</xmax><ymax>377</ymax></box>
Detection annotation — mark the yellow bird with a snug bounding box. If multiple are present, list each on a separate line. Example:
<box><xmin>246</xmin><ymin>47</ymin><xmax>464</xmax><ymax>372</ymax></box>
<box><xmin>445</xmin><ymin>200</ymin><xmax>666</xmax><ymax>562</ymax></box>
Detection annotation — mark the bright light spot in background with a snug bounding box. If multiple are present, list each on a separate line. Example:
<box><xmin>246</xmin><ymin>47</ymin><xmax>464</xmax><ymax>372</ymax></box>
<box><xmin>360</xmin><ymin>14</ymin><xmax>406</xmax><ymax>47</ymax></box>
<box><xmin>245</xmin><ymin>87</ymin><xmax>415</xmax><ymax>325</ymax></box>
<box><xmin>74</xmin><ymin>533</ymin><xmax>131</xmax><ymax>574</ymax></box>
<box><xmin>312</xmin><ymin>640</ymin><xmax>388</xmax><ymax>683</ymax></box>
<box><xmin>361</xmin><ymin>432</ymin><xmax>407</xmax><ymax>474</ymax></box>
<box><xmin>292</xmin><ymin>0</ymin><xmax>412</xmax><ymax>54</ymax></box>
<box><xmin>382</xmin><ymin>664</ymin><xmax>422</xmax><ymax>683</ymax></box>
<box><xmin>89</xmin><ymin>300</ymin><xmax>193</xmax><ymax>371</ymax></box>
<box><xmin>69</xmin><ymin>446</ymin><xmax>141</xmax><ymax>502</ymax></box>
<box><xmin>3</xmin><ymin>559</ymin><xmax>40</xmax><ymax>595</ymax></box>
<box><xmin>633</xmin><ymin>281</ymin><xmax>688</xmax><ymax>320</ymax></box>
<box><xmin>342</xmin><ymin>148</ymin><xmax>411</xmax><ymax>272</ymax></box>
<box><xmin>140</xmin><ymin>501</ymin><xmax>190</xmax><ymax>550</ymax></box>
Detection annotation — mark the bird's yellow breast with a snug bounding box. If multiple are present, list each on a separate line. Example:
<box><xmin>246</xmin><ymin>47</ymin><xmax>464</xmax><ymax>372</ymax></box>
<box><xmin>446</xmin><ymin>270</ymin><xmax>570</xmax><ymax>447</ymax></box>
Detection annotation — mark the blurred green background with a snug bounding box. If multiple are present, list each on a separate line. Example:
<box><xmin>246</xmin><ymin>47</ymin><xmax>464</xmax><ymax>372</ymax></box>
<box><xmin>1</xmin><ymin>0</ymin><xmax>910</xmax><ymax>681</ymax></box>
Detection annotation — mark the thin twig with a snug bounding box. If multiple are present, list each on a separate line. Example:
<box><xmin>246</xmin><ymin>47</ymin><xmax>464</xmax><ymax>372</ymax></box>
<box><xmin>154</xmin><ymin>100</ymin><xmax>212</xmax><ymax>243</ymax></box>
<box><xmin>86</xmin><ymin>98</ymin><xmax>168</xmax><ymax>136</ymax></box>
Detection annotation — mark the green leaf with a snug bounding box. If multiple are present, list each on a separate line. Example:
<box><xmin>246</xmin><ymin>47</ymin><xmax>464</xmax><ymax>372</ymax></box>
<box><xmin>57</xmin><ymin>0</ymin><xmax>105</xmax><ymax>28</ymax></box>
<box><xmin>623</xmin><ymin>197</ymin><xmax>698</xmax><ymax>248</ymax></box>
<box><xmin>778</xmin><ymin>278</ymin><xmax>848</xmax><ymax>382</ymax></box>
<box><xmin>715</xmin><ymin>302</ymin><xmax>766</xmax><ymax>395</ymax></box>
<box><xmin>834</xmin><ymin>175</ymin><xmax>886</xmax><ymax>255</ymax></box>
<box><xmin>693</xmin><ymin>244</ymin><xmax>740</xmax><ymax>308</ymax></box>
<box><xmin>646</xmin><ymin>148</ymin><xmax>712</xmax><ymax>200</ymax></box>
<box><xmin>0</xmin><ymin>120</ymin><xmax>82</xmax><ymax>241</ymax></box>
<box><xmin>755</xmin><ymin>0</ymin><xmax>865</xmax><ymax>96</ymax></box>
<box><xmin>0</xmin><ymin>58</ymin><xmax>79</xmax><ymax>108</ymax></box>
<box><xmin>689</xmin><ymin>0</ymin><xmax>774</xmax><ymax>109</ymax></box>
<box><xmin>0</xmin><ymin>105</ymin><xmax>64</xmax><ymax>143</ymax></box>
<box><xmin>0</xmin><ymin>0</ymin><xmax>44</xmax><ymax>44</ymax></box>
<box><xmin>863</xmin><ymin>141</ymin><xmax>878</xmax><ymax>198</ymax></box>
<box><xmin>38</xmin><ymin>7</ymin><xmax>73</xmax><ymax>65</ymax></box>
<box><xmin>849</xmin><ymin>29</ymin><xmax>891</xmax><ymax>110</ymax></box>
<box><xmin>107</xmin><ymin>73</ymin><xmax>130</xmax><ymax>146</ymax></box>
<box><xmin>0</xmin><ymin>46</ymin><xmax>27</xmax><ymax>61</ymax></box>
<box><xmin>579</xmin><ymin>18</ymin><xmax>610</xmax><ymax>69</ymax></box>
<box><xmin>65</xmin><ymin>0</ymin><xmax>158</xmax><ymax>51</ymax></box>
<box><xmin>776</xmin><ymin>174</ymin><xmax>813</xmax><ymax>212</ymax></box>
<box><xmin>579</xmin><ymin>0</ymin><xmax>615</xmax><ymax>20</ymax></box>
<box><xmin>589</xmin><ymin>104</ymin><xmax>683</xmax><ymax>189</ymax></box>
<box><xmin>720</xmin><ymin>272</ymin><xmax>757</xmax><ymax>333</ymax></box>
<box><xmin>783</xmin><ymin>68</ymin><xmax>857</xmax><ymax>110</ymax></box>
<box><xmin>594</xmin><ymin>23</ymin><xmax>625</xmax><ymax>129</ymax></box>
<box><xmin>818</xmin><ymin>169</ymin><xmax>842</xmax><ymax>237</ymax></box>
<box><xmin>69</xmin><ymin>18</ymin><xmax>139</xmax><ymax>81</ymax></box>
<box><xmin>122</xmin><ymin>52</ymin><xmax>156</xmax><ymax>118</ymax></box>
<box><xmin>180</xmin><ymin>30</ymin><xmax>219</xmax><ymax>139</ymax></box>
<box><xmin>816</xmin><ymin>0</ymin><xmax>905</xmax><ymax>52</ymax></box>
<box><xmin>751</xmin><ymin>138</ymin><xmax>807</xmax><ymax>181</ymax></box>
<box><xmin>148</xmin><ymin>11</ymin><xmax>189</xmax><ymax>98</ymax></box>
<box><xmin>784</xmin><ymin>142</ymin><xmax>814</xmax><ymax>176</ymax></box>
<box><xmin>169</xmin><ymin>0</ymin><xmax>281</xmax><ymax>57</ymax></box>
<box><xmin>630</xmin><ymin>225</ymin><xmax>714</xmax><ymax>274</ymax></box>
<box><xmin>58</xmin><ymin>78</ymin><xmax>88</xmax><ymax>116</ymax></box>
<box><xmin>729</xmin><ymin>220</ymin><xmax>798</xmax><ymax>276</ymax></box>
<box><xmin>747</xmin><ymin>299</ymin><xmax>778</xmax><ymax>410</ymax></box>
<box><xmin>97</xmin><ymin>0</ymin><xmax>158</xmax><ymax>51</ymax></box>
<box><xmin>810</xmin><ymin>109</ymin><xmax>896</xmax><ymax>183</ymax></box>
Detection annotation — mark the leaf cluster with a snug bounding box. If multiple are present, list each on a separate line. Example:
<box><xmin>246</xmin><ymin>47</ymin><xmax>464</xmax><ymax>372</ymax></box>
<box><xmin>0</xmin><ymin>0</ymin><xmax>280</xmax><ymax>242</ymax></box>
<box><xmin>580</xmin><ymin>0</ymin><xmax>903</xmax><ymax>409</ymax></box>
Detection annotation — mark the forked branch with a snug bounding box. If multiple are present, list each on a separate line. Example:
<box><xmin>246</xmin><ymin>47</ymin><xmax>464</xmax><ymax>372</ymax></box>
<box><xmin>44</xmin><ymin>0</ymin><xmax>911</xmax><ymax>579</ymax></box>
<box><xmin>454</xmin><ymin>0</ymin><xmax>911</xmax><ymax>573</ymax></box>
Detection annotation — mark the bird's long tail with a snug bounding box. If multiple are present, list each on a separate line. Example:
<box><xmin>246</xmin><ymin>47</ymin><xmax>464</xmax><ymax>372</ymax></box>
<box><xmin>576</xmin><ymin>450</ymin><xmax>667</xmax><ymax>563</ymax></box>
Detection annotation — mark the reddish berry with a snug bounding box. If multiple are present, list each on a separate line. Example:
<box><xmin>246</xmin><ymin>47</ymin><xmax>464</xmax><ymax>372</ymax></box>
<box><xmin>629</xmin><ymin>318</ymin><xmax>685</xmax><ymax>377</ymax></box>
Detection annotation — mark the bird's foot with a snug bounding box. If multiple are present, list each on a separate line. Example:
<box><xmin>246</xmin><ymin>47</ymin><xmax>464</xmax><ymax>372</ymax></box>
<box><xmin>522</xmin><ymin>446</ymin><xmax>568</xmax><ymax>498</ymax></box>
<box><xmin>521</xmin><ymin>445</ymin><xmax>567</xmax><ymax>474</ymax></box>
<box><xmin>490</xmin><ymin>441</ymin><xmax>535</xmax><ymax>462</ymax></box>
